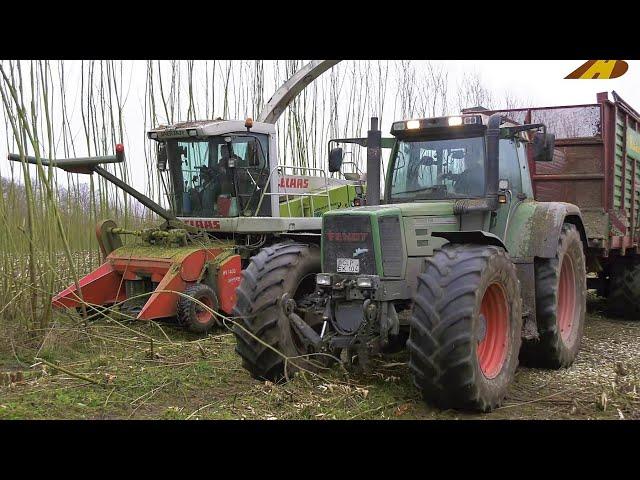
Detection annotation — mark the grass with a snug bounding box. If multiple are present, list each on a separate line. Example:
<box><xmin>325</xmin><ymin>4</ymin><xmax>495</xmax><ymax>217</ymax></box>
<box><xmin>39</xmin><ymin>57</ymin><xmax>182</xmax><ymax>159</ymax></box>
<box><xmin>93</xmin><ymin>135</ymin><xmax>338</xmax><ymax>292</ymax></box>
<box><xmin>2</xmin><ymin>297</ymin><xmax>640</xmax><ymax>420</ymax></box>
<box><xmin>0</xmin><ymin>314</ymin><xmax>419</xmax><ymax>420</ymax></box>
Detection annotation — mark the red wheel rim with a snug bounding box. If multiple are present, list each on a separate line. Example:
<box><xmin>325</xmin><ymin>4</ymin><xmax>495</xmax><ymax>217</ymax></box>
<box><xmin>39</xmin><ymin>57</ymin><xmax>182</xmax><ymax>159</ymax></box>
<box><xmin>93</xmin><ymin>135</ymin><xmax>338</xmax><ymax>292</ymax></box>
<box><xmin>558</xmin><ymin>255</ymin><xmax>576</xmax><ymax>342</ymax></box>
<box><xmin>195</xmin><ymin>296</ymin><xmax>214</xmax><ymax>324</ymax></box>
<box><xmin>477</xmin><ymin>283</ymin><xmax>509</xmax><ymax>379</ymax></box>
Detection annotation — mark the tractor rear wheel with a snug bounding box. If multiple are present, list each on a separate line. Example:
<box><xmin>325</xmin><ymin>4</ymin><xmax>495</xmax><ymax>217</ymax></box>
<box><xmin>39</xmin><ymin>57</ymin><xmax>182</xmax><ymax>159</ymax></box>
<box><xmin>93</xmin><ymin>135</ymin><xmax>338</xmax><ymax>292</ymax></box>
<box><xmin>520</xmin><ymin>223</ymin><xmax>586</xmax><ymax>368</ymax></box>
<box><xmin>233</xmin><ymin>242</ymin><xmax>322</xmax><ymax>381</ymax></box>
<box><xmin>407</xmin><ymin>244</ymin><xmax>522</xmax><ymax>412</ymax></box>
<box><xmin>606</xmin><ymin>259</ymin><xmax>640</xmax><ymax>320</ymax></box>
<box><xmin>177</xmin><ymin>283</ymin><xmax>220</xmax><ymax>334</ymax></box>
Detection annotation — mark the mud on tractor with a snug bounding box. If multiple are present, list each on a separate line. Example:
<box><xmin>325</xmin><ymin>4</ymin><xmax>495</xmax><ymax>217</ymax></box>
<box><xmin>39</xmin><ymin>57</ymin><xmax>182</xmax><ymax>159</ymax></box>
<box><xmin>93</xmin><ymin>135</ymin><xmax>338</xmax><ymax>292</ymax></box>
<box><xmin>235</xmin><ymin>92</ymin><xmax>640</xmax><ymax>412</ymax></box>
<box><xmin>8</xmin><ymin>60</ymin><xmax>384</xmax><ymax>333</ymax></box>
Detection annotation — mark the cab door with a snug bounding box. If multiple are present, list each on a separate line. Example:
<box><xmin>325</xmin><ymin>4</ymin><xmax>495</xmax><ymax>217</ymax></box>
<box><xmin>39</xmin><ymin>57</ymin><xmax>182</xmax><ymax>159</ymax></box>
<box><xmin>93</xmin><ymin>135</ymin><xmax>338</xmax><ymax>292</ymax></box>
<box><xmin>491</xmin><ymin>138</ymin><xmax>524</xmax><ymax>242</ymax></box>
<box><xmin>233</xmin><ymin>134</ymin><xmax>270</xmax><ymax>216</ymax></box>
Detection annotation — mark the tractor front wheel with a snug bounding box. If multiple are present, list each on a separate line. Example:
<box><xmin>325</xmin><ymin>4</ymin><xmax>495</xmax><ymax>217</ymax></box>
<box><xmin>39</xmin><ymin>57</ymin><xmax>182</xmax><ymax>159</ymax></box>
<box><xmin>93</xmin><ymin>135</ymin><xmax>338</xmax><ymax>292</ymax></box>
<box><xmin>233</xmin><ymin>242</ymin><xmax>322</xmax><ymax>381</ymax></box>
<box><xmin>177</xmin><ymin>283</ymin><xmax>220</xmax><ymax>334</ymax></box>
<box><xmin>408</xmin><ymin>244</ymin><xmax>522</xmax><ymax>412</ymax></box>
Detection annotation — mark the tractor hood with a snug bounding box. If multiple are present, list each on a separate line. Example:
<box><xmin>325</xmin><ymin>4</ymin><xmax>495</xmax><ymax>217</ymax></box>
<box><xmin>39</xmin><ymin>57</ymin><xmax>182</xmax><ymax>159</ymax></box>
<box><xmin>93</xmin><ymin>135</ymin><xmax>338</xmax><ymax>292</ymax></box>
<box><xmin>322</xmin><ymin>200</ymin><xmax>456</xmax><ymax>218</ymax></box>
<box><xmin>321</xmin><ymin>201</ymin><xmax>459</xmax><ymax>278</ymax></box>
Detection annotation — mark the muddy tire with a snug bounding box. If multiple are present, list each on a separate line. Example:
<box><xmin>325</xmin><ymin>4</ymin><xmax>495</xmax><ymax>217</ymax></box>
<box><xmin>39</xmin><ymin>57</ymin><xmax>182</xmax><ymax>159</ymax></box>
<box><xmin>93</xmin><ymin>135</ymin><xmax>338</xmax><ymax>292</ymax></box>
<box><xmin>407</xmin><ymin>244</ymin><xmax>522</xmax><ymax>412</ymax></box>
<box><xmin>521</xmin><ymin>223</ymin><xmax>586</xmax><ymax>368</ymax></box>
<box><xmin>232</xmin><ymin>242</ymin><xmax>321</xmax><ymax>381</ymax></box>
<box><xmin>607</xmin><ymin>260</ymin><xmax>640</xmax><ymax>320</ymax></box>
<box><xmin>177</xmin><ymin>283</ymin><xmax>219</xmax><ymax>334</ymax></box>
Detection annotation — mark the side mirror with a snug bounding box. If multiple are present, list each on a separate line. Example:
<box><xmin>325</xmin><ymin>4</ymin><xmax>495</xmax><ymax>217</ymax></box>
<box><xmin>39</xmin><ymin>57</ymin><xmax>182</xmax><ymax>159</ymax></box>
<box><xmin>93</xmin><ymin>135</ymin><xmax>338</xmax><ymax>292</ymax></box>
<box><xmin>533</xmin><ymin>132</ymin><xmax>555</xmax><ymax>162</ymax></box>
<box><xmin>328</xmin><ymin>147</ymin><xmax>344</xmax><ymax>173</ymax></box>
<box><xmin>156</xmin><ymin>143</ymin><xmax>168</xmax><ymax>171</ymax></box>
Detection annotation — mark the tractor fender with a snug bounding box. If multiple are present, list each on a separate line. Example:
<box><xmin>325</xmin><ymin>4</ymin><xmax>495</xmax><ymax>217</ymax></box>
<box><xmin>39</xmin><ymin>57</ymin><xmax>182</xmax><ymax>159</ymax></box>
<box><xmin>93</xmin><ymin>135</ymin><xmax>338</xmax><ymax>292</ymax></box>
<box><xmin>431</xmin><ymin>230</ymin><xmax>508</xmax><ymax>251</ymax></box>
<box><xmin>505</xmin><ymin>201</ymin><xmax>586</xmax><ymax>260</ymax></box>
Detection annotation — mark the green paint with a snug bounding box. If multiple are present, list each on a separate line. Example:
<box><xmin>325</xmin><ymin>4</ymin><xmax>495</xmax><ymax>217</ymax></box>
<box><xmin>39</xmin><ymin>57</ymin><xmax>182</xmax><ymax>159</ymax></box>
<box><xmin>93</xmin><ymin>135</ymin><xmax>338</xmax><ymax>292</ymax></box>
<box><xmin>628</xmin><ymin>128</ymin><xmax>640</xmax><ymax>161</ymax></box>
<box><xmin>279</xmin><ymin>183</ymin><xmax>363</xmax><ymax>217</ymax></box>
<box><xmin>324</xmin><ymin>201</ymin><xmax>454</xmax><ymax>218</ymax></box>
<box><xmin>503</xmin><ymin>200</ymin><xmax>537</xmax><ymax>258</ymax></box>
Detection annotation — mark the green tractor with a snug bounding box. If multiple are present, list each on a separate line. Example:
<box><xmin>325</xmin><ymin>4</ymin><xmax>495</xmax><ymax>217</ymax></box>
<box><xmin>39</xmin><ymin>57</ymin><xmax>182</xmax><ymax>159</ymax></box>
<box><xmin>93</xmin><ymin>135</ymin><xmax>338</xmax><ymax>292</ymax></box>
<box><xmin>233</xmin><ymin>112</ymin><xmax>588</xmax><ymax>411</ymax></box>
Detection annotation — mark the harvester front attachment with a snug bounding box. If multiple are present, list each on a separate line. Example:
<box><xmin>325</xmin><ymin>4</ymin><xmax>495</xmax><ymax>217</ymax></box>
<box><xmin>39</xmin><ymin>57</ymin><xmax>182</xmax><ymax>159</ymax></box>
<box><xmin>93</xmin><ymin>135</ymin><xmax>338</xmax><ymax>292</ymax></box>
<box><xmin>8</xmin><ymin>148</ymin><xmax>241</xmax><ymax>332</ymax></box>
<box><xmin>53</xmin><ymin>241</ymin><xmax>241</xmax><ymax>324</ymax></box>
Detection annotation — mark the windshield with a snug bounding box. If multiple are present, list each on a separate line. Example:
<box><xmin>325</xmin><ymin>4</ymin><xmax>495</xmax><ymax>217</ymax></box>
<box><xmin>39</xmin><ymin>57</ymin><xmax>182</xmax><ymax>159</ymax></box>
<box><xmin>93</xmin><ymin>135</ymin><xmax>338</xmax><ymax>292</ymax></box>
<box><xmin>389</xmin><ymin>136</ymin><xmax>485</xmax><ymax>201</ymax></box>
<box><xmin>165</xmin><ymin>134</ymin><xmax>268</xmax><ymax>217</ymax></box>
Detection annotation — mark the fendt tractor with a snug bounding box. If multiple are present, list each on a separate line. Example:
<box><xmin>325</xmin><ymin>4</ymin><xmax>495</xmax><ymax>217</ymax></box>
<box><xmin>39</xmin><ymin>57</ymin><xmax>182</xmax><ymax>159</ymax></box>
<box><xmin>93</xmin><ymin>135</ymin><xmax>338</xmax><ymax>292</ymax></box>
<box><xmin>8</xmin><ymin>60</ymin><xmax>384</xmax><ymax>333</ymax></box>
<box><xmin>233</xmin><ymin>91</ymin><xmax>640</xmax><ymax>411</ymax></box>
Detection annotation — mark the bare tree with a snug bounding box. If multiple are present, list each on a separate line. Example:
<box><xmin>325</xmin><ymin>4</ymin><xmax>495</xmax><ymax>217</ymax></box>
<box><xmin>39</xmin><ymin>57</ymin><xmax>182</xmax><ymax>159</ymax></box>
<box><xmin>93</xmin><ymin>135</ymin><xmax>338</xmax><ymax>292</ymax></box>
<box><xmin>456</xmin><ymin>71</ymin><xmax>494</xmax><ymax>112</ymax></box>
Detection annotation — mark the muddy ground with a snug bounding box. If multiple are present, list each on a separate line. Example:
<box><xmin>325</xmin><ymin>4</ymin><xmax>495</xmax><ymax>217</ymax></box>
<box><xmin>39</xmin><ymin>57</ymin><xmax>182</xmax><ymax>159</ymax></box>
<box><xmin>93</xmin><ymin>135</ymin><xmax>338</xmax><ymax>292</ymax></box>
<box><xmin>1</xmin><ymin>294</ymin><xmax>639</xmax><ymax>420</ymax></box>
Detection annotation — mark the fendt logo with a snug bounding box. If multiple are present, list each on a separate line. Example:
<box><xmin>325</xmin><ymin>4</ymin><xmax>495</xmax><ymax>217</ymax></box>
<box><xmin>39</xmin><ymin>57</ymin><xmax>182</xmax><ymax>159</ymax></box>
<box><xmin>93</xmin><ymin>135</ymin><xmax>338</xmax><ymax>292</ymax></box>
<box><xmin>565</xmin><ymin>60</ymin><xmax>629</xmax><ymax>79</ymax></box>
<box><xmin>326</xmin><ymin>232</ymin><xmax>369</xmax><ymax>242</ymax></box>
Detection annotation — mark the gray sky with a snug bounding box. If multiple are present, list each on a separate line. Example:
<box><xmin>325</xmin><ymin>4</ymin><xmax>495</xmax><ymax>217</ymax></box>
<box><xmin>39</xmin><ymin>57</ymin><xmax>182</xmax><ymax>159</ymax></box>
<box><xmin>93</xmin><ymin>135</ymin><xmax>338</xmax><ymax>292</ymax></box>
<box><xmin>1</xmin><ymin>60</ymin><xmax>638</xmax><ymax>194</ymax></box>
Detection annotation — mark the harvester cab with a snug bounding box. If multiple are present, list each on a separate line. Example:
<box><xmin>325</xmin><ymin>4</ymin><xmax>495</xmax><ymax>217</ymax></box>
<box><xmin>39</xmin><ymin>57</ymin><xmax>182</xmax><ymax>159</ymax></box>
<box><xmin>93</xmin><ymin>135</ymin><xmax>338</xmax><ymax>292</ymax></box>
<box><xmin>146</xmin><ymin>118</ymin><xmax>369</xmax><ymax>225</ymax></box>
<box><xmin>147</xmin><ymin>118</ymin><xmax>276</xmax><ymax>220</ymax></box>
<box><xmin>236</xmin><ymin>110</ymin><xmax>589</xmax><ymax>413</ymax></box>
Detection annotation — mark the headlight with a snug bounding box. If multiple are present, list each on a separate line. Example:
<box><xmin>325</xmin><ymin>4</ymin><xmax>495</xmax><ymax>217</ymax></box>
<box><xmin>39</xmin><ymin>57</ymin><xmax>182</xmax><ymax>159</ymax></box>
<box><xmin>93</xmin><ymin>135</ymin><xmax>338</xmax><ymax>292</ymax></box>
<box><xmin>448</xmin><ymin>116</ymin><xmax>463</xmax><ymax>126</ymax></box>
<box><xmin>356</xmin><ymin>277</ymin><xmax>373</xmax><ymax>288</ymax></box>
<box><xmin>316</xmin><ymin>273</ymin><xmax>332</xmax><ymax>286</ymax></box>
<box><xmin>406</xmin><ymin>120</ymin><xmax>420</xmax><ymax>130</ymax></box>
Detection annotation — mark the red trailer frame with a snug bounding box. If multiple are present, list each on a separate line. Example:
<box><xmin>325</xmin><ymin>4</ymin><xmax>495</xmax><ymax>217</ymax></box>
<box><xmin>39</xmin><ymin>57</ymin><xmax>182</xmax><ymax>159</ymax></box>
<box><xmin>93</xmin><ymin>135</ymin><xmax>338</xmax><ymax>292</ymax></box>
<box><xmin>483</xmin><ymin>91</ymin><xmax>640</xmax><ymax>259</ymax></box>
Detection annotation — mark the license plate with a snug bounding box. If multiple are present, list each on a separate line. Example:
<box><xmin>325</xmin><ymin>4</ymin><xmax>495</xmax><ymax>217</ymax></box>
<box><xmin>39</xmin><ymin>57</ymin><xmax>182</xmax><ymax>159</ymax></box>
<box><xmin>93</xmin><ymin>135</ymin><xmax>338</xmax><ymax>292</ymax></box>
<box><xmin>337</xmin><ymin>258</ymin><xmax>360</xmax><ymax>273</ymax></box>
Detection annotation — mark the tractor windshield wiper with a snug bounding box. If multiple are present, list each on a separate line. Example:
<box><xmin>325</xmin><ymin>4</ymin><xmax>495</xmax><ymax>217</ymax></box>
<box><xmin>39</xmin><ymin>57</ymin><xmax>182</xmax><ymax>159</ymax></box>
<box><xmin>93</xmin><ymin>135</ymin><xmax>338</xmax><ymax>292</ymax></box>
<box><xmin>395</xmin><ymin>185</ymin><xmax>448</xmax><ymax>196</ymax></box>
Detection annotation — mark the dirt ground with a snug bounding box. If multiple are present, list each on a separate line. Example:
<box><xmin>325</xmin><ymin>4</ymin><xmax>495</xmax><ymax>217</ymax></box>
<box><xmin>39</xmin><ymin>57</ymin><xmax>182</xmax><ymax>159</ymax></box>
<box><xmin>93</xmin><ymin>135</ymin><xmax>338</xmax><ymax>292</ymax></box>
<box><xmin>1</xmin><ymin>294</ymin><xmax>639</xmax><ymax>420</ymax></box>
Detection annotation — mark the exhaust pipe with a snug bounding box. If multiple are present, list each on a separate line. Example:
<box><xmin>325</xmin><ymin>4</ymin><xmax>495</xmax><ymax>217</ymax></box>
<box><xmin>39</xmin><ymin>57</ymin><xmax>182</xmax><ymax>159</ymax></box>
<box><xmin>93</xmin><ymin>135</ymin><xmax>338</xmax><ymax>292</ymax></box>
<box><xmin>453</xmin><ymin>113</ymin><xmax>501</xmax><ymax>214</ymax></box>
<box><xmin>484</xmin><ymin>113</ymin><xmax>501</xmax><ymax>209</ymax></box>
<box><xmin>366</xmin><ymin>117</ymin><xmax>381</xmax><ymax>206</ymax></box>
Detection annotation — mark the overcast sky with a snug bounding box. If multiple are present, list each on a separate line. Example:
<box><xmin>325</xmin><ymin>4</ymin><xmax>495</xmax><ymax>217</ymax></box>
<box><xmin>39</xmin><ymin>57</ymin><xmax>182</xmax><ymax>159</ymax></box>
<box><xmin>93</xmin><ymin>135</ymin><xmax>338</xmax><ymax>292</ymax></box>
<box><xmin>1</xmin><ymin>60</ymin><xmax>638</xmax><ymax>193</ymax></box>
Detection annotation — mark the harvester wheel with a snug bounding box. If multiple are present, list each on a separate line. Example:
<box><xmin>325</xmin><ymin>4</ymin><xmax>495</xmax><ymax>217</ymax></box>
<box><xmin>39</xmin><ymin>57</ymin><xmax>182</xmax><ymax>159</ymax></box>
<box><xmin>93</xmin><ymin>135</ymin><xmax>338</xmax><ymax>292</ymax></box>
<box><xmin>606</xmin><ymin>259</ymin><xmax>640</xmax><ymax>320</ymax></box>
<box><xmin>233</xmin><ymin>242</ymin><xmax>322</xmax><ymax>381</ymax></box>
<box><xmin>521</xmin><ymin>223</ymin><xmax>586</xmax><ymax>368</ymax></box>
<box><xmin>177</xmin><ymin>283</ymin><xmax>220</xmax><ymax>334</ymax></box>
<box><xmin>408</xmin><ymin>244</ymin><xmax>522</xmax><ymax>412</ymax></box>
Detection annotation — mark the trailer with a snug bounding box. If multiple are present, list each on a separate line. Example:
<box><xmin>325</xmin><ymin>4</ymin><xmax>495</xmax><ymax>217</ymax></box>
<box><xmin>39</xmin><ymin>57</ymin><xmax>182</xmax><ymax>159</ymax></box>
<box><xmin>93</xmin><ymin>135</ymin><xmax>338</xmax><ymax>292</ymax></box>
<box><xmin>480</xmin><ymin>91</ymin><xmax>640</xmax><ymax>318</ymax></box>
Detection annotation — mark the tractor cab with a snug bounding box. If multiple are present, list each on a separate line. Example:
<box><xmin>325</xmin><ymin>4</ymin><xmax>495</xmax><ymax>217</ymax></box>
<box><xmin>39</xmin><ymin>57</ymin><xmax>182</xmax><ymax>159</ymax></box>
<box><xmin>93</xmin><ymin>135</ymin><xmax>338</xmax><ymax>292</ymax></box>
<box><xmin>386</xmin><ymin>114</ymin><xmax>551</xmax><ymax>204</ymax></box>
